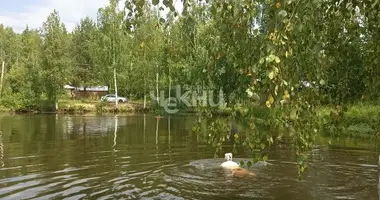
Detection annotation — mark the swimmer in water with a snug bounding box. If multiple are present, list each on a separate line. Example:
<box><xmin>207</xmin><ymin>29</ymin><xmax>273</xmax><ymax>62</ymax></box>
<box><xmin>221</xmin><ymin>153</ymin><xmax>256</xmax><ymax>177</ymax></box>
<box><xmin>221</xmin><ymin>153</ymin><xmax>239</xmax><ymax>168</ymax></box>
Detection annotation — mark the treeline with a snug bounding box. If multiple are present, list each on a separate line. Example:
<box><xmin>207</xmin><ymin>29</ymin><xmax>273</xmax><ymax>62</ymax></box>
<box><xmin>0</xmin><ymin>0</ymin><xmax>379</xmax><ymax>111</ymax></box>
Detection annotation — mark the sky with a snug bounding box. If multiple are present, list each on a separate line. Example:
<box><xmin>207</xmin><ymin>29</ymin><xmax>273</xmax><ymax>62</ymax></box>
<box><xmin>0</xmin><ymin>0</ymin><xmax>183</xmax><ymax>33</ymax></box>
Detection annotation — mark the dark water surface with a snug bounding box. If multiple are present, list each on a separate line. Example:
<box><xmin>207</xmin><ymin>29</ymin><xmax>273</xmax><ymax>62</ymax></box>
<box><xmin>0</xmin><ymin>114</ymin><xmax>378</xmax><ymax>200</ymax></box>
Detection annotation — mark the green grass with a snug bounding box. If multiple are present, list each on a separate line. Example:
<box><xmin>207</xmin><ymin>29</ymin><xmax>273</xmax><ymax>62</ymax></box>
<box><xmin>57</xmin><ymin>99</ymin><xmax>146</xmax><ymax>114</ymax></box>
<box><xmin>317</xmin><ymin>102</ymin><xmax>380</xmax><ymax>124</ymax></box>
<box><xmin>317</xmin><ymin>102</ymin><xmax>380</xmax><ymax>118</ymax></box>
<box><xmin>317</xmin><ymin>102</ymin><xmax>380</xmax><ymax>138</ymax></box>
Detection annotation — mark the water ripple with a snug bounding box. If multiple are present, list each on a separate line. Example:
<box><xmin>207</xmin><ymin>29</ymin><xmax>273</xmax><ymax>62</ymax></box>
<box><xmin>0</xmin><ymin>116</ymin><xmax>378</xmax><ymax>200</ymax></box>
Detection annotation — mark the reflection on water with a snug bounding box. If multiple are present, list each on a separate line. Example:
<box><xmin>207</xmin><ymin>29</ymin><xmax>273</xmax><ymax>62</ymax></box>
<box><xmin>0</xmin><ymin>114</ymin><xmax>378</xmax><ymax>200</ymax></box>
<box><xmin>0</xmin><ymin>130</ymin><xmax>3</xmax><ymax>168</ymax></box>
<box><xmin>113</xmin><ymin>116</ymin><xmax>118</xmax><ymax>149</ymax></box>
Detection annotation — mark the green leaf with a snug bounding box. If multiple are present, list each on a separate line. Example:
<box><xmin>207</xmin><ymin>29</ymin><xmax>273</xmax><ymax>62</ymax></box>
<box><xmin>300</xmin><ymin>166</ymin><xmax>305</xmax><ymax>173</ymax></box>
<box><xmin>297</xmin><ymin>159</ymin><xmax>304</xmax><ymax>166</ymax></box>
<box><xmin>263</xmin><ymin>155</ymin><xmax>268</xmax><ymax>161</ymax></box>
<box><xmin>169</xmin><ymin>5</ymin><xmax>175</xmax><ymax>12</ymax></box>
<box><xmin>268</xmin><ymin>71</ymin><xmax>274</xmax><ymax>80</ymax></box>
<box><xmin>152</xmin><ymin>0</ymin><xmax>160</xmax><ymax>5</ymax></box>
<box><xmin>163</xmin><ymin>0</ymin><xmax>171</xmax><ymax>7</ymax></box>
<box><xmin>266</xmin><ymin>54</ymin><xmax>276</xmax><ymax>62</ymax></box>
<box><xmin>260</xmin><ymin>143</ymin><xmax>266</xmax><ymax>149</ymax></box>
<box><xmin>275</xmin><ymin>56</ymin><xmax>281</xmax><ymax>63</ymax></box>
<box><xmin>372</xmin><ymin>0</ymin><xmax>379</xmax><ymax>9</ymax></box>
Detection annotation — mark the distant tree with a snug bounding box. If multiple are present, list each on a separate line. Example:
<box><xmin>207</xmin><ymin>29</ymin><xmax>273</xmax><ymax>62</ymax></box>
<box><xmin>40</xmin><ymin>10</ymin><xmax>71</xmax><ymax>109</ymax></box>
<box><xmin>71</xmin><ymin>17</ymin><xmax>99</xmax><ymax>88</ymax></box>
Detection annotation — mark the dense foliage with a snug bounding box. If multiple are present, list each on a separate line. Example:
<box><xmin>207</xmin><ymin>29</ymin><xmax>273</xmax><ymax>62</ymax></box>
<box><xmin>1</xmin><ymin>0</ymin><xmax>379</xmax><ymax>177</ymax></box>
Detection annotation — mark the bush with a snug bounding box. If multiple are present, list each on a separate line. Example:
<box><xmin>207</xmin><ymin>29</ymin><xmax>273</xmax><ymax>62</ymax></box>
<box><xmin>0</xmin><ymin>94</ymin><xmax>23</xmax><ymax>110</ymax></box>
<box><xmin>95</xmin><ymin>102</ymin><xmax>106</xmax><ymax>113</ymax></box>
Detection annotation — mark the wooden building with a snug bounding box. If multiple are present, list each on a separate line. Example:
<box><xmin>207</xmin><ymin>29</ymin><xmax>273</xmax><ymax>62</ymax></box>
<box><xmin>64</xmin><ymin>85</ymin><xmax>108</xmax><ymax>100</ymax></box>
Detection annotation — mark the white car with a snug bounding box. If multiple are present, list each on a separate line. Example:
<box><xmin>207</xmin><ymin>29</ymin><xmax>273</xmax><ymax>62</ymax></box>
<box><xmin>101</xmin><ymin>94</ymin><xmax>128</xmax><ymax>103</ymax></box>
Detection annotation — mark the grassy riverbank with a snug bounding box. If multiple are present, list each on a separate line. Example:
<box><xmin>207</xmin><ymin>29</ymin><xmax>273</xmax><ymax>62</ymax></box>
<box><xmin>317</xmin><ymin>102</ymin><xmax>380</xmax><ymax>138</ymax></box>
<box><xmin>0</xmin><ymin>98</ymin><xmax>150</xmax><ymax>114</ymax></box>
<box><xmin>318</xmin><ymin>102</ymin><xmax>380</xmax><ymax>122</ymax></box>
<box><xmin>58</xmin><ymin>99</ymin><xmax>148</xmax><ymax>114</ymax></box>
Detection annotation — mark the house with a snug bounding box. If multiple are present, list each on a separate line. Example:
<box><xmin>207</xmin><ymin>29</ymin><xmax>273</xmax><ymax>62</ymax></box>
<box><xmin>64</xmin><ymin>85</ymin><xmax>108</xmax><ymax>100</ymax></box>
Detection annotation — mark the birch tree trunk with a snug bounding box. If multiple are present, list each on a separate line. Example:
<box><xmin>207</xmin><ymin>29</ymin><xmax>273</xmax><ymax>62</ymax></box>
<box><xmin>169</xmin><ymin>76</ymin><xmax>171</xmax><ymax>102</ymax></box>
<box><xmin>143</xmin><ymin>50</ymin><xmax>146</xmax><ymax>109</ymax></box>
<box><xmin>114</xmin><ymin>67</ymin><xmax>118</xmax><ymax>110</ymax></box>
<box><xmin>0</xmin><ymin>61</ymin><xmax>5</xmax><ymax>97</ymax></box>
<box><xmin>156</xmin><ymin>63</ymin><xmax>159</xmax><ymax>104</ymax></box>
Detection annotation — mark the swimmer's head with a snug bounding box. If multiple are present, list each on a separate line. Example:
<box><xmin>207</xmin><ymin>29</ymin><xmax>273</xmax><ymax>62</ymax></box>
<box><xmin>224</xmin><ymin>153</ymin><xmax>233</xmax><ymax>161</ymax></box>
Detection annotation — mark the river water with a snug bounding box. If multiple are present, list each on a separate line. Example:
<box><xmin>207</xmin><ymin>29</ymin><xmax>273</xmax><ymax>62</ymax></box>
<box><xmin>0</xmin><ymin>114</ymin><xmax>378</xmax><ymax>200</ymax></box>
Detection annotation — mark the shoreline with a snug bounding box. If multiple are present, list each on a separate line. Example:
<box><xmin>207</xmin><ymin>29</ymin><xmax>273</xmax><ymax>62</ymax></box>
<box><xmin>1</xmin><ymin>100</ymin><xmax>379</xmax><ymax>138</ymax></box>
<box><xmin>0</xmin><ymin>99</ymin><xmax>234</xmax><ymax>116</ymax></box>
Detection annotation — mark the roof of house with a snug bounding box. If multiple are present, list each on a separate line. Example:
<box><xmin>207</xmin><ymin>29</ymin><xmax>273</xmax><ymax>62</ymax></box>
<box><xmin>64</xmin><ymin>85</ymin><xmax>75</xmax><ymax>89</ymax></box>
<box><xmin>64</xmin><ymin>85</ymin><xmax>108</xmax><ymax>92</ymax></box>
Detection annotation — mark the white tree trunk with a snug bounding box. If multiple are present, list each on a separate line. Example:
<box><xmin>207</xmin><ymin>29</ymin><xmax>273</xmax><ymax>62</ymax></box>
<box><xmin>144</xmin><ymin>94</ymin><xmax>146</xmax><ymax>109</ymax></box>
<box><xmin>169</xmin><ymin>76</ymin><xmax>171</xmax><ymax>102</ymax></box>
<box><xmin>0</xmin><ymin>61</ymin><xmax>5</xmax><ymax>97</ymax></box>
<box><xmin>156</xmin><ymin>71</ymin><xmax>159</xmax><ymax>104</ymax></box>
<box><xmin>114</xmin><ymin>67</ymin><xmax>118</xmax><ymax>110</ymax></box>
<box><xmin>143</xmin><ymin>50</ymin><xmax>146</xmax><ymax>109</ymax></box>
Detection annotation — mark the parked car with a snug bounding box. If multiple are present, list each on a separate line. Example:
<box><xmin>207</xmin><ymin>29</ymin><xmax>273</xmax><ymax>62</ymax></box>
<box><xmin>101</xmin><ymin>94</ymin><xmax>128</xmax><ymax>103</ymax></box>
